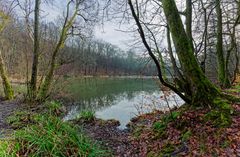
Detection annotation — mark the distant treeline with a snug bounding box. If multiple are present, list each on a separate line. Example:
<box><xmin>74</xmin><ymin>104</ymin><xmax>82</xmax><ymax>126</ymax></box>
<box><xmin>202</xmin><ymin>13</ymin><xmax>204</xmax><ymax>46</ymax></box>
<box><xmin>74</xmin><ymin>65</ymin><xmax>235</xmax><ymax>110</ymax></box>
<box><xmin>1</xmin><ymin>19</ymin><xmax>156</xmax><ymax>78</ymax></box>
<box><xmin>57</xmin><ymin>39</ymin><xmax>157</xmax><ymax>76</ymax></box>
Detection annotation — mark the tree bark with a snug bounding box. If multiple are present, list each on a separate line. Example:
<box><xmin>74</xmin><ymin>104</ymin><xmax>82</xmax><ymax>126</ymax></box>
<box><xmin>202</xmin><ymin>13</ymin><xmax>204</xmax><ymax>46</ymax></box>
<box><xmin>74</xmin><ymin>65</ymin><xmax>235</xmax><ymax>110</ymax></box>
<box><xmin>0</xmin><ymin>11</ymin><xmax>14</xmax><ymax>100</ymax></box>
<box><xmin>37</xmin><ymin>1</ymin><xmax>78</xmax><ymax>100</ymax></box>
<box><xmin>29</xmin><ymin>0</ymin><xmax>41</xmax><ymax>99</ymax></box>
<box><xmin>0</xmin><ymin>50</ymin><xmax>14</xmax><ymax>100</ymax></box>
<box><xmin>161</xmin><ymin>0</ymin><xmax>220</xmax><ymax>105</ymax></box>
<box><xmin>215</xmin><ymin>0</ymin><xmax>230</xmax><ymax>87</ymax></box>
<box><xmin>186</xmin><ymin>0</ymin><xmax>194</xmax><ymax>51</ymax></box>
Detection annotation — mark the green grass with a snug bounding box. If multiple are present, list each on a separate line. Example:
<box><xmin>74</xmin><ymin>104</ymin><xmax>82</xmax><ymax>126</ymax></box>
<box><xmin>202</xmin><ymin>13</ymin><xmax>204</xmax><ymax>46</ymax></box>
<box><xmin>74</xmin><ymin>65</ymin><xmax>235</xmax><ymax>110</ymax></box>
<box><xmin>78</xmin><ymin>110</ymin><xmax>95</xmax><ymax>122</ymax></box>
<box><xmin>2</xmin><ymin>110</ymin><xmax>108</xmax><ymax>156</ymax></box>
<box><xmin>0</xmin><ymin>83</ymin><xmax>27</xmax><ymax>96</ymax></box>
<box><xmin>153</xmin><ymin>111</ymin><xmax>181</xmax><ymax>132</ymax></box>
<box><xmin>45</xmin><ymin>101</ymin><xmax>65</xmax><ymax>116</ymax></box>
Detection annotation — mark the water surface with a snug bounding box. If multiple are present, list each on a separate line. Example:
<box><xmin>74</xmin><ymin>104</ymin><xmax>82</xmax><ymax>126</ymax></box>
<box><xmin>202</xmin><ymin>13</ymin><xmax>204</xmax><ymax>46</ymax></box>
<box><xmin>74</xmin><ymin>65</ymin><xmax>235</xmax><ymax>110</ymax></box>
<box><xmin>62</xmin><ymin>77</ymin><xmax>183</xmax><ymax>129</ymax></box>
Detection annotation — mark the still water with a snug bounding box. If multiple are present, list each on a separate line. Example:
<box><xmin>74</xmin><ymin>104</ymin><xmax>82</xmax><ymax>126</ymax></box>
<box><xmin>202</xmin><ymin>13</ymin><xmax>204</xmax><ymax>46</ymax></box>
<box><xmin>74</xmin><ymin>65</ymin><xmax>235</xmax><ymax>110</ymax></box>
<box><xmin>62</xmin><ymin>77</ymin><xmax>184</xmax><ymax>129</ymax></box>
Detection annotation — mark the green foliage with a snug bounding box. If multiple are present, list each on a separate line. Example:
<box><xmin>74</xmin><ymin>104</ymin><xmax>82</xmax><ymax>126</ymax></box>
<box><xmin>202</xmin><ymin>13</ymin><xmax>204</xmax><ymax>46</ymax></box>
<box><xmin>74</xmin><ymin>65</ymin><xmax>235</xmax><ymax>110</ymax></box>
<box><xmin>78</xmin><ymin>110</ymin><xmax>95</xmax><ymax>122</ymax></box>
<box><xmin>205</xmin><ymin>98</ymin><xmax>233</xmax><ymax>127</ymax></box>
<box><xmin>234</xmin><ymin>84</ymin><xmax>240</xmax><ymax>91</ymax></box>
<box><xmin>221</xmin><ymin>140</ymin><xmax>231</xmax><ymax>148</ymax></box>
<box><xmin>181</xmin><ymin>130</ymin><xmax>192</xmax><ymax>142</ymax></box>
<box><xmin>45</xmin><ymin>101</ymin><xmax>65</xmax><ymax>116</ymax></box>
<box><xmin>132</xmin><ymin>126</ymin><xmax>144</xmax><ymax>138</ymax></box>
<box><xmin>0</xmin><ymin>140</ymin><xmax>20</xmax><ymax>157</ymax></box>
<box><xmin>6</xmin><ymin>111</ymin><xmax>37</xmax><ymax>129</ymax></box>
<box><xmin>205</xmin><ymin>110</ymin><xmax>231</xmax><ymax>127</ymax></box>
<box><xmin>162</xmin><ymin>111</ymin><xmax>181</xmax><ymax>124</ymax></box>
<box><xmin>160</xmin><ymin>143</ymin><xmax>175</xmax><ymax>156</ymax></box>
<box><xmin>1</xmin><ymin>115</ymin><xmax>107</xmax><ymax>157</ymax></box>
<box><xmin>153</xmin><ymin>111</ymin><xmax>181</xmax><ymax>137</ymax></box>
<box><xmin>153</xmin><ymin>122</ymin><xmax>167</xmax><ymax>131</ymax></box>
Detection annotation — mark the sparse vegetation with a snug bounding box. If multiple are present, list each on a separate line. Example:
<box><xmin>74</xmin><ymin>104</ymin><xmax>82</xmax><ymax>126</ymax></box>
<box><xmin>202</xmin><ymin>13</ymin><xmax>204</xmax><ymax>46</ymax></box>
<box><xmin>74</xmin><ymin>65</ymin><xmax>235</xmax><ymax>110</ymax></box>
<box><xmin>78</xmin><ymin>110</ymin><xmax>95</xmax><ymax>122</ymax></box>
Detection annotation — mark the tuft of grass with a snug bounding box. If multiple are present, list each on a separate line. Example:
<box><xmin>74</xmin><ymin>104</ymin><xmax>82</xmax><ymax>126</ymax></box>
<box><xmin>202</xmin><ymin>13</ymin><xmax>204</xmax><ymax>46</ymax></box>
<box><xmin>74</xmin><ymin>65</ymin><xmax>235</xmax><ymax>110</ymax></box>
<box><xmin>1</xmin><ymin>115</ymin><xmax>107</xmax><ymax>157</ymax></box>
<box><xmin>153</xmin><ymin>111</ymin><xmax>181</xmax><ymax>132</ymax></box>
<box><xmin>78</xmin><ymin>110</ymin><xmax>95</xmax><ymax>122</ymax></box>
<box><xmin>45</xmin><ymin>101</ymin><xmax>65</xmax><ymax>116</ymax></box>
<box><xmin>6</xmin><ymin>111</ymin><xmax>37</xmax><ymax>129</ymax></box>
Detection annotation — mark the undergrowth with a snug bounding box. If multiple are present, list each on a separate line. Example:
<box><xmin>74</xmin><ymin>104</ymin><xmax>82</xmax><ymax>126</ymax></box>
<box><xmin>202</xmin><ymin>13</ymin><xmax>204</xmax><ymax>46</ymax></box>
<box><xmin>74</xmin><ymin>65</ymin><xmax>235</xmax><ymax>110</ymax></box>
<box><xmin>1</xmin><ymin>101</ymin><xmax>107</xmax><ymax>157</ymax></box>
<box><xmin>78</xmin><ymin>110</ymin><xmax>95</xmax><ymax>122</ymax></box>
<box><xmin>204</xmin><ymin>98</ymin><xmax>233</xmax><ymax>127</ymax></box>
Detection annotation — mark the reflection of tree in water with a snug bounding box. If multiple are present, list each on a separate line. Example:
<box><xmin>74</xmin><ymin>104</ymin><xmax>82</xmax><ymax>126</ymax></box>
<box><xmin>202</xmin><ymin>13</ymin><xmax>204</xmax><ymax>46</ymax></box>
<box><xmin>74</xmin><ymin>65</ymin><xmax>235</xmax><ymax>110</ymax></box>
<box><xmin>63</xmin><ymin>78</ymin><xmax>160</xmax><ymax>119</ymax></box>
<box><xmin>64</xmin><ymin>78</ymin><xmax>158</xmax><ymax>99</ymax></box>
<box><xmin>66</xmin><ymin>92</ymin><xmax>134</xmax><ymax>112</ymax></box>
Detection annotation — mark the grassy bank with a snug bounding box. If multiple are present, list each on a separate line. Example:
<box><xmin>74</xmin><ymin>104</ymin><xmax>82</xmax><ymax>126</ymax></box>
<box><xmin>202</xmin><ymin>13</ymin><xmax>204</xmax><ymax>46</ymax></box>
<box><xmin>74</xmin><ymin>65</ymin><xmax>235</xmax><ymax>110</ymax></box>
<box><xmin>0</xmin><ymin>101</ymin><xmax>108</xmax><ymax>157</ymax></box>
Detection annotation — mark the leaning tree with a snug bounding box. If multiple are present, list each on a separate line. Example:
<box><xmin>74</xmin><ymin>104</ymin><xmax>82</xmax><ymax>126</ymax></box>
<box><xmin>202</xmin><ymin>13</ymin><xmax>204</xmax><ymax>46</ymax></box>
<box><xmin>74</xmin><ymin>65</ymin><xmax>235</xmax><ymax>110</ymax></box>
<box><xmin>128</xmin><ymin>0</ymin><xmax>239</xmax><ymax>106</ymax></box>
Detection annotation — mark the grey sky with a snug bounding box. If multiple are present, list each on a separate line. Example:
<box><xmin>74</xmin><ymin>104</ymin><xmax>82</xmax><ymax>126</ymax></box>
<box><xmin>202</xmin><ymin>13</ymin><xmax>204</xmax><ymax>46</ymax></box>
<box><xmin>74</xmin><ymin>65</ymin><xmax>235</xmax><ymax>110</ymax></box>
<box><xmin>41</xmin><ymin>0</ymin><xmax>131</xmax><ymax>51</ymax></box>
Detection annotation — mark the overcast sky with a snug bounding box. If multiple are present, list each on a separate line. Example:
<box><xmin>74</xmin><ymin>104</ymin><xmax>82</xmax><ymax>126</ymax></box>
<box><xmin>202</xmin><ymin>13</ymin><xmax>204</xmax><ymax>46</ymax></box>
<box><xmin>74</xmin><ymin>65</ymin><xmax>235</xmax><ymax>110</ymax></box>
<box><xmin>39</xmin><ymin>0</ymin><xmax>132</xmax><ymax>51</ymax></box>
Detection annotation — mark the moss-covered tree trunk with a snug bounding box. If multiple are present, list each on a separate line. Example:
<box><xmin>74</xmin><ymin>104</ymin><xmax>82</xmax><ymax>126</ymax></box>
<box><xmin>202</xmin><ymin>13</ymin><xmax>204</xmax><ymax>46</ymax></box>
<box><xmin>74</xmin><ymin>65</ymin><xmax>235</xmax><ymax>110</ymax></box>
<box><xmin>29</xmin><ymin>0</ymin><xmax>40</xmax><ymax>100</ymax></box>
<box><xmin>0</xmin><ymin>11</ymin><xmax>14</xmax><ymax>100</ymax></box>
<box><xmin>215</xmin><ymin>0</ymin><xmax>230</xmax><ymax>88</ymax></box>
<box><xmin>186</xmin><ymin>0</ymin><xmax>194</xmax><ymax>51</ymax></box>
<box><xmin>162</xmin><ymin>0</ymin><xmax>221</xmax><ymax>105</ymax></box>
<box><xmin>37</xmin><ymin>41</ymin><xmax>61</xmax><ymax>100</ymax></box>
<box><xmin>37</xmin><ymin>2</ymin><xmax>78</xmax><ymax>100</ymax></box>
<box><xmin>0</xmin><ymin>50</ymin><xmax>14</xmax><ymax>100</ymax></box>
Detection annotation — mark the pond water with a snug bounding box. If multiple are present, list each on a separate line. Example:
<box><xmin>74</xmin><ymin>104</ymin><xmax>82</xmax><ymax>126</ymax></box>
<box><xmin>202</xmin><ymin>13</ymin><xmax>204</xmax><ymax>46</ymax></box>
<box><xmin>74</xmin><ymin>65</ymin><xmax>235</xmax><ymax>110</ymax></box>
<box><xmin>62</xmin><ymin>77</ymin><xmax>184</xmax><ymax>129</ymax></box>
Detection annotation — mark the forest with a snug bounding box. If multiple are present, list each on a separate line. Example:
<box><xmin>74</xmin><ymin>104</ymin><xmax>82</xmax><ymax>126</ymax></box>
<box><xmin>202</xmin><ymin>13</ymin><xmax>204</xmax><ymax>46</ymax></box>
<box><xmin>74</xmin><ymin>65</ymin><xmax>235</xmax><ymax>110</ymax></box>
<box><xmin>0</xmin><ymin>0</ymin><xmax>239</xmax><ymax>156</ymax></box>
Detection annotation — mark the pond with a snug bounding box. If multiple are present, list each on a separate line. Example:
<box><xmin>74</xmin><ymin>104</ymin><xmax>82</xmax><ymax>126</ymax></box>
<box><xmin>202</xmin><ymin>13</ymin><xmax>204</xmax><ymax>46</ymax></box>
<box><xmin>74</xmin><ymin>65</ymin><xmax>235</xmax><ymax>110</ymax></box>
<box><xmin>61</xmin><ymin>77</ymin><xmax>184</xmax><ymax>129</ymax></box>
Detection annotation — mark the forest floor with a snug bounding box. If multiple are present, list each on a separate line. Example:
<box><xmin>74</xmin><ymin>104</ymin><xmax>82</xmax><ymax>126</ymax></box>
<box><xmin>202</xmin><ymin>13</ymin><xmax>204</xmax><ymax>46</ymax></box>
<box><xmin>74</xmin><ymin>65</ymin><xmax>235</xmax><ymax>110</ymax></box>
<box><xmin>0</xmin><ymin>98</ymin><xmax>25</xmax><ymax>136</ymax></box>
<box><xmin>0</xmin><ymin>77</ymin><xmax>239</xmax><ymax>156</ymax></box>
<box><xmin>75</xmin><ymin>79</ymin><xmax>240</xmax><ymax>156</ymax></box>
<box><xmin>75</xmin><ymin>103</ymin><xmax>240</xmax><ymax>156</ymax></box>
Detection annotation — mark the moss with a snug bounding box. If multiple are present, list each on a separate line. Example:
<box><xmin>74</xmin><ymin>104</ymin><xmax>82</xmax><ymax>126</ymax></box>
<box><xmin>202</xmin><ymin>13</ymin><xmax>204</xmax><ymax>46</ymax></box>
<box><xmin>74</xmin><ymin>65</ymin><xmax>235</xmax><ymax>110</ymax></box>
<box><xmin>199</xmin><ymin>142</ymin><xmax>207</xmax><ymax>153</ymax></box>
<box><xmin>162</xmin><ymin>0</ymin><xmax>222</xmax><ymax>107</ymax></box>
<box><xmin>132</xmin><ymin>126</ymin><xmax>144</xmax><ymax>138</ymax></box>
<box><xmin>160</xmin><ymin>143</ymin><xmax>175</xmax><ymax>156</ymax></box>
<box><xmin>204</xmin><ymin>98</ymin><xmax>233</xmax><ymax>127</ymax></box>
<box><xmin>147</xmin><ymin>151</ymin><xmax>158</xmax><ymax>157</ymax></box>
<box><xmin>152</xmin><ymin>111</ymin><xmax>181</xmax><ymax>139</ymax></box>
<box><xmin>181</xmin><ymin>130</ymin><xmax>192</xmax><ymax>142</ymax></box>
<box><xmin>220</xmin><ymin>140</ymin><xmax>231</xmax><ymax>148</ymax></box>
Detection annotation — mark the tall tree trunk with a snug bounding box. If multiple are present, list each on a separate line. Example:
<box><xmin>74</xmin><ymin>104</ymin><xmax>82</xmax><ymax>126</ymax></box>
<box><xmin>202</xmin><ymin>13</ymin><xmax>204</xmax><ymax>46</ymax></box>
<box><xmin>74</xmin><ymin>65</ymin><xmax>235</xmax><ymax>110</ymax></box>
<box><xmin>0</xmin><ymin>50</ymin><xmax>14</xmax><ymax>100</ymax></box>
<box><xmin>37</xmin><ymin>38</ymin><xmax>62</xmax><ymax>100</ymax></box>
<box><xmin>161</xmin><ymin>0</ymin><xmax>220</xmax><ymax>105</ymax></box>
<box><xmin>215</xmin><ymin>0</ymin><xmax>230</xmax><ymax>87</ymax></box>
<box><xmin>186</xmin><ymin>0</ymin><xmax>194</xmax><ymax>51</ymax></box>
<box><xmin>0</xmin><ymin>11</ymin><xmax>14</xmax><ymax>100</ymax></box>
<box><xmin>166</xmin><ymin>26</ymin><xmax>183</xmax><ymax>79</ymax></box>
<box><xmin>37</xmin><ymin>1</ymin><xmax>78</xmax><ymax>100</ymax></box>
<box><xmin>29</xmin><ymin>0</ymin><xmax>41</xmax><ymax>99</ymax></box>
